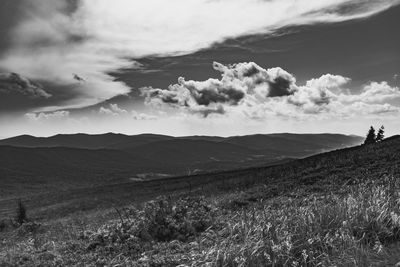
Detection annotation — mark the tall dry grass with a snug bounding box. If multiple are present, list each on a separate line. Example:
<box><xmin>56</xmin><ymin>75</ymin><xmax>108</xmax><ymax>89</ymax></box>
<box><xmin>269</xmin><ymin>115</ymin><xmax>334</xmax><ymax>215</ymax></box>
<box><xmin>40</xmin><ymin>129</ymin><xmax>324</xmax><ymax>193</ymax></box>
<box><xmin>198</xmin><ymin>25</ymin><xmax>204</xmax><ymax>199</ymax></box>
<box><xmin>2</xmin><ymin>175</ymin><xmax>400</xmax><ymax>266</ymax></box>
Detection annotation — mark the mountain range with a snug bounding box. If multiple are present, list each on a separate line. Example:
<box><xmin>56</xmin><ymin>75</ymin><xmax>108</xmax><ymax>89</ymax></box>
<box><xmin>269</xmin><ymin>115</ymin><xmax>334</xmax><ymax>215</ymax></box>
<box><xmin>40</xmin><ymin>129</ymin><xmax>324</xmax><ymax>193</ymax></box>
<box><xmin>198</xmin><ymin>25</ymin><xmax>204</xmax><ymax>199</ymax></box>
<box><xmin>0</xmin><ymin>133</ymin><xmax>363</xmax><ymax>198</ymax></box>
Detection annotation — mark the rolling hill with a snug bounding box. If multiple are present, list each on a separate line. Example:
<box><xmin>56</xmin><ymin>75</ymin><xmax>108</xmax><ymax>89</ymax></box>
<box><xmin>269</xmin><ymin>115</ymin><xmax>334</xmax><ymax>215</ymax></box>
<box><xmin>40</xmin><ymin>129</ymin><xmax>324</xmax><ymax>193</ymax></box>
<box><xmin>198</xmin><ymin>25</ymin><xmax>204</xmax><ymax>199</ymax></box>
<box><xmin>0</xmin><ymin>133</ymin><xmax>172</xmax><ymax>149</ymax></box>
<box><xmin>0</xmin><ymin>133</ymin><xmax>362</xmax><ymax>197</ymax></box>
<box><xmin>0</xmin><ymin>133</ymin><xmax>362</xmax><ymax>152</ymax></box>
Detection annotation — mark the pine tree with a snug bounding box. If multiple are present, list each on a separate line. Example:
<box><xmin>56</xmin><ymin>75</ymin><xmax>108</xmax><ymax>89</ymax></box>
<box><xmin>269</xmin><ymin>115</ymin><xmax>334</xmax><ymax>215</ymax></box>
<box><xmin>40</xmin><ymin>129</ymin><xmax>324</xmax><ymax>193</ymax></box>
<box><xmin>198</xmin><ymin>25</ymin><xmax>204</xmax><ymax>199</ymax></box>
<box><xmin>363</xmin><ymin>126</ymin><xmax>376</xmax><ymax>145</ymax></box>
<box><xmin>376</xmin><ymin>125</ymin><xmax>385</xmax><ymax>142</ymax></box>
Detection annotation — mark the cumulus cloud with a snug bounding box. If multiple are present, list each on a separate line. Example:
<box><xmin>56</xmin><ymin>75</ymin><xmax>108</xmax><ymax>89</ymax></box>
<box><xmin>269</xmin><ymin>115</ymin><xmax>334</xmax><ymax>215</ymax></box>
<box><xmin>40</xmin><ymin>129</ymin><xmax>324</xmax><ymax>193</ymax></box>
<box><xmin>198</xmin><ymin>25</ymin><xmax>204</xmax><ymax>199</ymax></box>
<box><xmin>0</xmin><ymin>72</ymin><xmax>51</xmax><ymax>98</ymax></box>
<box><xmin>99</xmin><ymin>104</ymin><xmax>128</xmax><ymax>116</ymax></box>
<box><xmin>354</xmin><ymin>82</ymin><xmax>400</xmax><ymax>103</ymax></box>
<box><xmin>305</xmin><ymin>74</ymin><xmax>351</xmax><ymax>93</ymax></box>
<box><xmin>1</xmin><ymin>0</ymin><xmax>399</xmax><ymax>111</ymax></box>
<box><xmin>142</xmin><ymin>62</ymin><xmax>400</xmax><ymax>119</ymax></box>
<box><xmin>142</xmin><ymin>62</ymin><xmax>297</xmax><ymax>116</ymax></box>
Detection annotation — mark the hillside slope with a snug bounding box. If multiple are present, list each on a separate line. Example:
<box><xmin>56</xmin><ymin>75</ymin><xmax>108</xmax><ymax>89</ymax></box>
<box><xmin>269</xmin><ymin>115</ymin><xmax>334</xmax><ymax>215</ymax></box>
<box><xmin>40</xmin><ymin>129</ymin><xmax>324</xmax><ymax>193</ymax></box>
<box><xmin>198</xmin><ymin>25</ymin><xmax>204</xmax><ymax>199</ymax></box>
<box><xmin>224</xmin><ymin>133</ymin><xmax>362</xmax><ymax>152</ymax></box>
<box><xmin>127</xmin><ymin>139</ymin><xmax>273</xmax><ymax>163</ymax></box>
<box><xmin>1</xmin><ymin>137</ymin><xmax>399</xmax><ymax>267</ymax></box>
<box><xmin>0</xmin><ymin>135</ymin><xmax>398</xmax><ymax>221</ymax></box>
<box><xmin>0</xmin><ymin>145</ymin><xmax>180</xmax><ymax>198</ymax></box>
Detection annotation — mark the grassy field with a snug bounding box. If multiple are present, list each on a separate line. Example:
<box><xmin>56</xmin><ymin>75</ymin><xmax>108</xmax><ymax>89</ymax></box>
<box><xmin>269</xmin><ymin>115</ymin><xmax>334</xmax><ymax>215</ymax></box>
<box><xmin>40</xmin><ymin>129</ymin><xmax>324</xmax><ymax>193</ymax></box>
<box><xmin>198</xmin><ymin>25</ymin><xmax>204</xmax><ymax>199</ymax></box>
<box><xmin>1</xmin><ymin>136</ymin><xmax>400</xmax><ymax>266</ymax></box>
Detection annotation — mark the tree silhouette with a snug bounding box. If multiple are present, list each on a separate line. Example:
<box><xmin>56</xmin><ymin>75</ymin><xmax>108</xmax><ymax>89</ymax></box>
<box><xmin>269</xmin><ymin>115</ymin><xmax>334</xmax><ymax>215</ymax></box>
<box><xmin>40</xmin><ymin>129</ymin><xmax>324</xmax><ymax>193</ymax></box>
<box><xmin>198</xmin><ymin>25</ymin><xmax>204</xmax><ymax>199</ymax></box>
<box><xmin>363</xmin><ymin>126</ymin><xmax>376</xmax><ymax>145</ymax></box>
<box><xmin>376</xmin><ymin>125</ymin><xmax>385</xmax><ymax>142</ymax></box>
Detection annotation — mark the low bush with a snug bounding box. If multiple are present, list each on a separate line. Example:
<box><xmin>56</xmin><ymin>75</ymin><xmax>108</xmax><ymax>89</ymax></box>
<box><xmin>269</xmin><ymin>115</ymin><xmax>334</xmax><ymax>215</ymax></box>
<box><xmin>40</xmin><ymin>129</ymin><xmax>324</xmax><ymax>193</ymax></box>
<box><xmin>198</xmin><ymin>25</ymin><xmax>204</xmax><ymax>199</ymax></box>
<box><xmin>136</xmin><ymin>196</ymin><xmax>214</xmax><ymax>242</ymax></box>
<box><xmin>83</xmin><ymin>196</ymin><xmax>215</xmax><ymax>258</ymax></box>
<box><xmin>17</xmin><ymin>222</ymin><xmax>42</xmax><ymax>236</ymax></box>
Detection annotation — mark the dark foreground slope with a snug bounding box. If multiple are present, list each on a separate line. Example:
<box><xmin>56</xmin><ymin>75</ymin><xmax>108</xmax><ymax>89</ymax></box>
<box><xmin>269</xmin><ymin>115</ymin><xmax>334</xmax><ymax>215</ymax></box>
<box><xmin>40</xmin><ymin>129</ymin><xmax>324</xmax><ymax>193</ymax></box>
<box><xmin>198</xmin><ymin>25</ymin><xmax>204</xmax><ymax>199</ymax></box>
<box><xmin>1</xmin><ymin>137</ymin><xmax>400</xmax><ymax>266</ymax></box>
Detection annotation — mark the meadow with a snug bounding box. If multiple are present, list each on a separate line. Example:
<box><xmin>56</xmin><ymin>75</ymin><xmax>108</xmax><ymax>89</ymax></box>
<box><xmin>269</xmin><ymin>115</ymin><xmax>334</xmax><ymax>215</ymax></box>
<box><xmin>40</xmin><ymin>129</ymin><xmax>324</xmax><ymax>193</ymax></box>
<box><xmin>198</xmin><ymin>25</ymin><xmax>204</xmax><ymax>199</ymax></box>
<box><xmin>1</xmin><ymin>136</ymin><xmax>400</xmax><ymax>266</ymax></box>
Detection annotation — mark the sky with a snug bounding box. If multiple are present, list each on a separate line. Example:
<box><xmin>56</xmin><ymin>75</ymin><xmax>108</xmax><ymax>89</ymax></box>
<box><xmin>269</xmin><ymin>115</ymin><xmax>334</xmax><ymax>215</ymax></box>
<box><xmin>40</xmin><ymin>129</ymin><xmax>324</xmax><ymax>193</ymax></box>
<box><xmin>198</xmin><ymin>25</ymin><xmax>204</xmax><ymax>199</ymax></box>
<box><xmin>0</xmin><ymin>0</ymin><xmax>399</xmax><ymax>138</ymax></box>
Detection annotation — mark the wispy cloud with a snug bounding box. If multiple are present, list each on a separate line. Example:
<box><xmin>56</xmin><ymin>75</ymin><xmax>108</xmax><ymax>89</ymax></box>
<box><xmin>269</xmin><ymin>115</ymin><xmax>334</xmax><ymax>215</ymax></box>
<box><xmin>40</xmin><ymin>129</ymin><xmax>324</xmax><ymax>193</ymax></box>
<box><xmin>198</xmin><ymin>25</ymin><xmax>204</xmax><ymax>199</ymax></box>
<box><xmin>1</xmin><ymin>0</ymin><xmax>398</xmax><ymax>111</ymax></box>
<box><xmin>25</xmin><ymin>110</ymin><xmax>70</xmax><ymax>121</ymax></box>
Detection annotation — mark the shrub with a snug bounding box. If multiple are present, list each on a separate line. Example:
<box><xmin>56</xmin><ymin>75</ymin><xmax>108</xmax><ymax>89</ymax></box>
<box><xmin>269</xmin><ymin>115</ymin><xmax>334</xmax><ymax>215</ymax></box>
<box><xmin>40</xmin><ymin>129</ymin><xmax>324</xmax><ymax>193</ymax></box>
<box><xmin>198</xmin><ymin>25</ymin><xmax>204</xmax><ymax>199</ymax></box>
<box><xmin>136</xmin><ymin>196</ymin><xmax>214</xmax><ymax>242</ymax></box>
<box><xmin>16</xmin><ymin>222</ymin><xmax>42</xmax><ymax>236</ymax></box>
<box><xmin>83</xmin><ymin>196</ymin><xmax>215</xmax><ymax>256</ymax></box>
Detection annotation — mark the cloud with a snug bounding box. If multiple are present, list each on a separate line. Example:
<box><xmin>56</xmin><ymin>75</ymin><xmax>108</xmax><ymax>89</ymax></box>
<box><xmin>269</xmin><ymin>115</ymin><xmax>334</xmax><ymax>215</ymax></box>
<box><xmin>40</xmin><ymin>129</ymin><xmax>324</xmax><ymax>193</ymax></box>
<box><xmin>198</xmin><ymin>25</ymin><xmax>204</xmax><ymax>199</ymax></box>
<box><xmin>305</xmin><ymin>74</ymin><xmax>351</xmax><ymax>93</ymax></box>
<box><xmin>285</xmin><ymin>75</ymin><xmax>345</xmax><ymax>112</ymax></box>
<box><xmin>1</xmin><ymin>0</ymin><xmax>399</xmax><ymax>111</ymax></box>
<box><xmin>0</xmin><ymin>72</ymin><xmax>51</xmax><ymax>98</ymax></box>
<box><xmin>23</xmin><ymin>103</ymin><xmax>157</xmax><ymax>131</ymax></box>
<box><xmin>142</xmin><ymin>62</ymin><xmax>400</xmax><ymax>119</ymax></box>
<box><xmin>356</xmin><ymin>81</ymin><xmax>400</xmax><ymax>103</ymax></box>
<box><xmin>25</xmin><ymin>110</ymin><xmax>70</xmax><ymax>121</ymax></box>
<box><xmin>99</xmin><ymin>103</ymin><xmax>157</xmax><ymax>120</ymax></box>
<box><xmin>99</xmin><ymin>103</ymin><xmax>128</xmax><ymax>116</ymax></box>
<box><xmin>142</xmin><ymin>62</ymin><xmax>297</xmax><ymax>116</ymax></box>
<box><xmin>131</xmin><ymin>110</ymin><xmax>158</xmax><ymax>121</ymax></box>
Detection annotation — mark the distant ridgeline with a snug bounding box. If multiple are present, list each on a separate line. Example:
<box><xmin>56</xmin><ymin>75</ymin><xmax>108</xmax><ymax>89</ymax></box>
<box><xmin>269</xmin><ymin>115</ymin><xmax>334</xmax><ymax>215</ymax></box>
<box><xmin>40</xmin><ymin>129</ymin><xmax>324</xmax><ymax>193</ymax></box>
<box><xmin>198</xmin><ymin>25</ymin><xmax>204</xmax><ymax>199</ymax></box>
<box><xmin>0</xmin><ymin>133</ymin><xmax>363</xmax><ymax>191</ymax></box>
